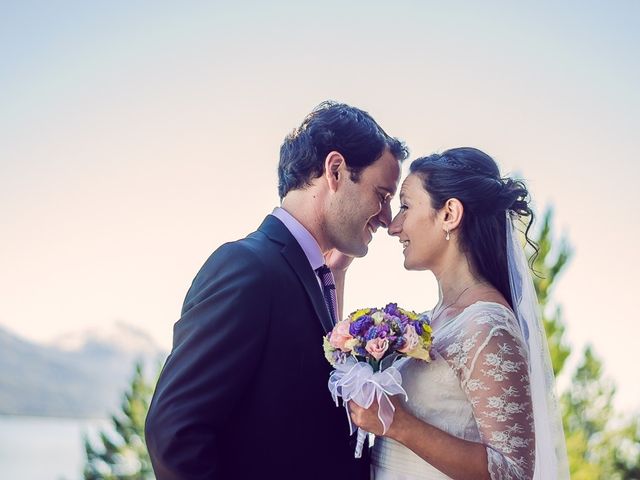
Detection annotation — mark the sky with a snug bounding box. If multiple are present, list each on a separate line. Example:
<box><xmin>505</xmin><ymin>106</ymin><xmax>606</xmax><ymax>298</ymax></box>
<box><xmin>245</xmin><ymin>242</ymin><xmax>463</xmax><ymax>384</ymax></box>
<box><xmin>1</xmin><ymin>1</ymin><xmax>639</xmax><ymax>411</ymax></box>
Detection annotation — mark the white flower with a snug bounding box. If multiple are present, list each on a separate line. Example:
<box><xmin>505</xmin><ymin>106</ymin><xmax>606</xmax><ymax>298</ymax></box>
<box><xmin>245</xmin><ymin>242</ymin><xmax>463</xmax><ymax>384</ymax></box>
<box><xmin>371</xmin><ymin>311</ymin><xmax>385</xmax><ymax>325</ymax></box>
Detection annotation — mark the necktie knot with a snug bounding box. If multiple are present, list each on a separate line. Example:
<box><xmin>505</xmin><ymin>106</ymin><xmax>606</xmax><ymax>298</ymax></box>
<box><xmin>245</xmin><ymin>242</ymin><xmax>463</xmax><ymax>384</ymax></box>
<box><xmin>315</xmin><ymin>265</ymin><xmax>338</xmax><ymax>325</ymax></box>
<box><xmin>315</xmin><ymin>264</ymin><xmax>332</xmax><ymax>280</ymax></box>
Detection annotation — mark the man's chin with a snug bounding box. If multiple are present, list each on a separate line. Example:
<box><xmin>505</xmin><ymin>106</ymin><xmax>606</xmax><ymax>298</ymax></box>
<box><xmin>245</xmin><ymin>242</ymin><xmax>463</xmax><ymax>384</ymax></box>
<box><xmin>343</xmin><ymin>243</ymin><xmax>368</xmax><ymax>258</ymax></box>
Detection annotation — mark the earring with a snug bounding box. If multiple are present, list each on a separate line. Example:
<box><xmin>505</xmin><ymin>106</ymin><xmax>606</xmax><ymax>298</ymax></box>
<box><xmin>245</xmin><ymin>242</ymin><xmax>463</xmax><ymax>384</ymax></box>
<box><xmin>445</xmin><ymin>227</ymin><xmax>450</xmax><ymax>241</ymax></box>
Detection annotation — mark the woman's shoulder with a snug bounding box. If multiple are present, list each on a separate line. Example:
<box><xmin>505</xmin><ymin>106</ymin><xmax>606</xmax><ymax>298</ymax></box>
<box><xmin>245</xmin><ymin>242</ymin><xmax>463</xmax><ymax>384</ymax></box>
<box><xmin>440</xmin><ymin>302</ymin><xmax>528</xmax><ymax>380</ymax></box>
<box><xmin>462</xmin><ymin>301</ymin><xmax>515</xmax><ymax>321</ymax></box>
<box><xmin>452</xmin><ymin>301</ymin><xmax>522</xmax><ymax>338</ymax></box>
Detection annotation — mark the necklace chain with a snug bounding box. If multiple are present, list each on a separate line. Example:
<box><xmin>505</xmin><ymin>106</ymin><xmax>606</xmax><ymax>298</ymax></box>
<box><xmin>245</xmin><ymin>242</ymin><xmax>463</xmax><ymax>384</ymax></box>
<box><xmin>431</xmin><ymin>281</ymin><xmax>485</xmax><ymax>326</ymax></box>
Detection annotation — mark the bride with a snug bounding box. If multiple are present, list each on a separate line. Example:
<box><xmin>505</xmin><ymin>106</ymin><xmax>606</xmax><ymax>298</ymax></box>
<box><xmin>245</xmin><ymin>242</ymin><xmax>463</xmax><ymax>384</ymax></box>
<box><xmin>341</xmin><ymin>148</ymin><xmax>568</xmax><ymax>479</ymax></box>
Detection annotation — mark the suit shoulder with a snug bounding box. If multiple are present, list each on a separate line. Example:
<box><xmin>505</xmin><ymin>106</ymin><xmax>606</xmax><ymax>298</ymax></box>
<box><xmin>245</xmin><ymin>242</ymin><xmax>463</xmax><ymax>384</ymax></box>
<box><xmin>188</xmin><ymin>232</ymin><xmax>276</xmax><ymax>293</ymax></box>
<box><xmin>182</xmin><ymin>236</ymin><xmax>274</xmax><ymax>313</ymax></box>
<box><xmin>206</xmin><ymin>231</ymin><xmax>274</xmax><ymax>270</ymax></box>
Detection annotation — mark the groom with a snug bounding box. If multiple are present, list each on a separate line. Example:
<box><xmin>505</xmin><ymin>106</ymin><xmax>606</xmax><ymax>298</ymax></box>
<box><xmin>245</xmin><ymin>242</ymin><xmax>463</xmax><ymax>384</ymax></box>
<box><xmin>145</xmin><ymin>101</ymin><xmax>407</xmax><ymax>479</ymax></box>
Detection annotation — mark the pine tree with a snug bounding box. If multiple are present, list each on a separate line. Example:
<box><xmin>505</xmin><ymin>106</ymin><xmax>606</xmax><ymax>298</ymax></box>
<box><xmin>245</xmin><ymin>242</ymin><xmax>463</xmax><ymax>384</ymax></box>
<box><xmin>532</xmin><ymin>208</ymin><xmax>640</xmax><ymax>478</ymax></box>
<box><xmin>83</xmin><ymin>362</ymin><xmax>155</xmax><ymax>480</ymax></box>
<box><xmin>530</xmin><ymin>209</ymin><xmax>572</xmax><ymax>376</ymax></box>
<box><xmin>613</xmin><ymin>418</ymin><xmax>640</xmax><ymax>478</ymax></box>
<box><xmin>562</xmin><ymin>346</ymin><xmax>617</xmax><ymax>478</ymax></box>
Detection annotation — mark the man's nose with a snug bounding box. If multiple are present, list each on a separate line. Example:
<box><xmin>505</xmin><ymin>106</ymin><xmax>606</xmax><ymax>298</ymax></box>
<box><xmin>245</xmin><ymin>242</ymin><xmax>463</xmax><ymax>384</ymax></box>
<box><xmin>388</xmin><ymin>212</ymin><xmax>401</xmax><ymax>236</ymax></box>
<box><xmin>378</xmin><ymin>202</ymin><xmax>393</xmax><ymax>229</ymax></box>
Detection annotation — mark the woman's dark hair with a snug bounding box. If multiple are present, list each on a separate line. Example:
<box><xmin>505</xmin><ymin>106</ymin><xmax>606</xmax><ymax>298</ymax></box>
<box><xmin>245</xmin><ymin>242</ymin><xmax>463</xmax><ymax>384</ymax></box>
<box><xmin>278</xmin><ymin>101</ymin><xmax>408</xmax><ymax>199</ymax></box>
<box><xmin>410</xmin><ymin>147</ymin><xmax>537</xmax><ymax>309</ymax></box>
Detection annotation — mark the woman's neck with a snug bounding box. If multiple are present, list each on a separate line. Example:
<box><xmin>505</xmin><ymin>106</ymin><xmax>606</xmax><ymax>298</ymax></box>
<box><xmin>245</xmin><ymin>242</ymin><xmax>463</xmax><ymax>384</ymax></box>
<box><xmin>435</xmin><ymin>255</ymin><xmax>483</xmax><ymax>307</ymax></box>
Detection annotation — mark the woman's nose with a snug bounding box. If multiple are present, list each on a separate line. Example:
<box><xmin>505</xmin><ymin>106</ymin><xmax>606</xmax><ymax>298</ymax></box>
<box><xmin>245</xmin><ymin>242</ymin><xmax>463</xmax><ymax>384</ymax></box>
<box><xmin>377</xmin><ymin>202</ymin><xmax>393</xmax><ymax>229</ymax></box>
<box><xmin>388</xmin><ymin>213</ymin><xmax>402</xmax><ymax>236</ymax></box>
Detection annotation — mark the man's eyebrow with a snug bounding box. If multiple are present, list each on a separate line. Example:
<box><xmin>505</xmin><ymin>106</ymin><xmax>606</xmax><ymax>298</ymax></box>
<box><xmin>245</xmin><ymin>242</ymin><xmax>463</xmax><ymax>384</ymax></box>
<box><xmin>377</xmin><ymin>186</ymin><xmax>396</xmax><ymax>197</ymax></box>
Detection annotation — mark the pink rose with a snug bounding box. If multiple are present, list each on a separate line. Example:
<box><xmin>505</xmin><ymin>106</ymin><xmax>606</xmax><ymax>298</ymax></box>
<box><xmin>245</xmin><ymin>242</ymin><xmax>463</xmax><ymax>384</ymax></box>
<box><xmin>398</xmin><ymin>324</ymin><xmax>419</xmax><ymax>354</ymax></box>
<box><xmin>365</xmin><ymin>337</ymin><xmax>389</xmax><ymax>360</ymax></box>
<box><xmin>329</xmin><ymin>319</ymin><xmax>355</xmax><ymax>352</ymax></box>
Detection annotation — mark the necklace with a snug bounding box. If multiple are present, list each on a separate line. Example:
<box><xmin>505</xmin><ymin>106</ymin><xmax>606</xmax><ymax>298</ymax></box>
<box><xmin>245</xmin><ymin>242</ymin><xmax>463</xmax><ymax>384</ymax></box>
<box><xmin>430</xmin><ymin>281</ymin><xmax>485</xmax><ymax>328</ymax></box>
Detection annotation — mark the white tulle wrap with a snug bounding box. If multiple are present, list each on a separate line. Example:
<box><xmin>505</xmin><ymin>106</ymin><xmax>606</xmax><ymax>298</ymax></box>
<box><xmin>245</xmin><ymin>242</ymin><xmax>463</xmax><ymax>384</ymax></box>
<box><xmin>328</xmin><ymin>356</ymin><xmax>408</xmax><ymax>458</ymax></box>
<box><xmin>506</xmin><ymin>212</ymin><xmax>570</xmax><ymax>479</ymax></box>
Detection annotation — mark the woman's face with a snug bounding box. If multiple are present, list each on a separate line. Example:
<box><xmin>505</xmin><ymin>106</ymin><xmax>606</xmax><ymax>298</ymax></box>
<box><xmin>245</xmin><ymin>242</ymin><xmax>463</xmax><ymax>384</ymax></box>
<box><xmin>388</xmin><ymin>174</ymin><xmax>447</xmax><ymax>271</ymax></box>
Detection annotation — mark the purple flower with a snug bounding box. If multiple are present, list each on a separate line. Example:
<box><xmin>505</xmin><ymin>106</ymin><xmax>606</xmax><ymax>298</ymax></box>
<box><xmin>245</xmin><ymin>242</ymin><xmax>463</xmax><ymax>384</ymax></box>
<box><xmin>392</xmin><ymin>337</ymin><xmax>404</xmax><ymax>350</ymax></box>
<box><xmin>412</xmin><ymin>320</ymin><xmax>424</xmax><ymax>336</ymax></box>
<box><xmin>377</xmin><ymin>323</ymin><xmax>391</xmax><ymax>337</ymax></box>
<box><xmin>333</xmin><ymin>350</ymin><xmax>347</xmax><ymax>363</ymax></box>
<box><xmin>388</xmin><ymin>335</ymin><xmax>403</xmax><ymax>349</ymax></box>
<box><xmin>384</xmin><ymin>303</ymin><xmax>401</xmax><ymax>317</ymax></box>
<box><xmin>387</xmin><ymin>316</ymin><xmax>404</xmax><ymax>333</ymax></box>
<box><xmin>365</xmin><ymin>326</ymin><xmax>380</xmax><ymax>341</ymax></box>
<box><xmin>349</xmin><ymin>315</ymin><xmax>374</xmax><ymax>337</ymax></box>
<box><xmin>354</xmin><ymin>345</ymin><xmax>368</xmax><ymax>357</ymax></box>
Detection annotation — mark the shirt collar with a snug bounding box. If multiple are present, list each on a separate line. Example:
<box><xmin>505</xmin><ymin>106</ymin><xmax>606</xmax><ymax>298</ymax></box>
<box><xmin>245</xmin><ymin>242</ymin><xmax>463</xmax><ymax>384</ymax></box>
<box><xmin>271</xmin><ymin>207</ymin><xmax>324</xmax><ymax>271</ymax></box>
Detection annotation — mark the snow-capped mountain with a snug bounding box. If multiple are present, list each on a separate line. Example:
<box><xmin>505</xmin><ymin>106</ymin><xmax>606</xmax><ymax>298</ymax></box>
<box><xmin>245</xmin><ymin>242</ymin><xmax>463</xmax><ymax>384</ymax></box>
<box><xmin>50</xmin><ymin>321</ymin><xmax>161</xmax><ymax>357</ymax></box>
<box><xmin>0</xmin><ymin>322</ymin><xmax>166</xmax><ymax>418</ymax></box>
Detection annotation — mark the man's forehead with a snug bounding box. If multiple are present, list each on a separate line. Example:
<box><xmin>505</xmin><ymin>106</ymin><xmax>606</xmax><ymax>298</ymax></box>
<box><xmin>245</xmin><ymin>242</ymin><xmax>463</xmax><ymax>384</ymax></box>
<box><xmin>382</xmin><ymin>166</ymin><xmax>402</xmax><ymax>193</ymax></box>
<box><xmin>366</xmin><ymin>152</ymin><xmax>401</xmax><ymax>192</ymax></box>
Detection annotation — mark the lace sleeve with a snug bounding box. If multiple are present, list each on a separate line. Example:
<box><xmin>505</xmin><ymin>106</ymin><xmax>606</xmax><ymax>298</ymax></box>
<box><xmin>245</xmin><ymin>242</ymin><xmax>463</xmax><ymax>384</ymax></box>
<box><xmin>443</xmin><ymin>308</ymin><xmax>535</xmax><ymax>480</ymax></box>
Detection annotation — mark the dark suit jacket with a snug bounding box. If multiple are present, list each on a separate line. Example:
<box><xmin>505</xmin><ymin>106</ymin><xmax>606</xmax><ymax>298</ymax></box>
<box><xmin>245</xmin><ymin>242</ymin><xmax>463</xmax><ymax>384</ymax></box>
<box><xmin>145</xmin><ymin>215</ymin><xmax>369</xmax><ymax>479</ymax></box>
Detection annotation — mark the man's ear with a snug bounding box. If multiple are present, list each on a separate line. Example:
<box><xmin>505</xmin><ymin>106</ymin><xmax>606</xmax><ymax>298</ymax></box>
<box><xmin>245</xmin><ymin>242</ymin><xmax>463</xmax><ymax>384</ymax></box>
<box><xmin>442</xmin><ymin>198</ymin><xmax>464</xmax><ymax>232</ymax></box>
<box><xmin>325</xmin><ymin>151</ymin><xmax>346</xmax><ymax>192</ymax></box>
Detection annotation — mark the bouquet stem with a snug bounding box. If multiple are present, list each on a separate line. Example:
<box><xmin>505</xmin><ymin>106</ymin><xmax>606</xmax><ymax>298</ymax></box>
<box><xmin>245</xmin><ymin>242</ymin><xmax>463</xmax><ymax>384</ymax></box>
<box><xmin>354</xmin><ymin>427</ymin><xmax>368</xmax><ymax>458</ymax></box>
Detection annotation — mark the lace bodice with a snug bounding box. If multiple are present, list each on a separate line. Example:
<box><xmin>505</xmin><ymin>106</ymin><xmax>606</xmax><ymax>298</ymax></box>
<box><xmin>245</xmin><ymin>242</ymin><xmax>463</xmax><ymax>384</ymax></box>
<box><xmin>372</xmin><ymin>302</ymin><xmax>535</xmax><ymax>480</ymax></box>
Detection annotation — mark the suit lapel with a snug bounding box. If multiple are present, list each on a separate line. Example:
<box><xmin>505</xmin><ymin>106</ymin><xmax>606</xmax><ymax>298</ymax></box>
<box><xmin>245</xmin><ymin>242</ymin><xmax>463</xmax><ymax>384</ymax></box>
<box><xmin>258</xmin><ymin>215</ymin><xmax>335</xmax><ymax>334</ymax></box>
<box><xmin>280</xmin><ymin>242</ymin><xmax>335</xmax><ymax>334</ymax></box>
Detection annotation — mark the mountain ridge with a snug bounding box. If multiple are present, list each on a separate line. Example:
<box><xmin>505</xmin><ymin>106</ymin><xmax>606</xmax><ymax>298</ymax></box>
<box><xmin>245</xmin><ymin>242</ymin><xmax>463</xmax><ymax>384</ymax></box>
<box><xmin>0</xmin><ymin>323</ymin><xmax>166</xmax><ymax>418</ymax></box>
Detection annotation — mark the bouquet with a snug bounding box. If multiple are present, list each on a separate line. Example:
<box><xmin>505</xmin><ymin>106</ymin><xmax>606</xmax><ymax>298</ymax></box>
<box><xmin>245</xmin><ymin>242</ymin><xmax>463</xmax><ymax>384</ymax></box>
<box><xmin>323</xmin><ymin>303</ymin><xmax>432</xmax><ymax>457</ymax></box>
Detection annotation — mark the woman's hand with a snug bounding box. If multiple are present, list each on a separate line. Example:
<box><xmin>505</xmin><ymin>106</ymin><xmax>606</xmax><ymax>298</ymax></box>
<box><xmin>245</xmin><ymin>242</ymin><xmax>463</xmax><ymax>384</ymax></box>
<box><xmin>323</xmin><ymin>249</ymin><xmax>354</xmax><ymax>273</ymax></box>
<box><xmin>348</xmin><ymin>396</ymin><xmax>407</xmax><ymax>438</ymax></box>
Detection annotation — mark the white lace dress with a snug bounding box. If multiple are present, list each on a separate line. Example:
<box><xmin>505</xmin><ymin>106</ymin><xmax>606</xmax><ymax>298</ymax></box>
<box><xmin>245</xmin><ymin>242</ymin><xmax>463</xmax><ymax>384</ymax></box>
<box><xmin>371</xmin><ymin>302</ymin><xmax>535</xmax><ymax>480</ymax></box>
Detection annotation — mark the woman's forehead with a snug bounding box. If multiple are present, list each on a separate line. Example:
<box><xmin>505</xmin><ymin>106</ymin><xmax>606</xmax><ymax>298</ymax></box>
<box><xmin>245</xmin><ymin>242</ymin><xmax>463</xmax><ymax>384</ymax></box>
<box><xmin>400</xmin><ymin>174</ymin><xmax>422</xmax><ymax>194</ymax></box>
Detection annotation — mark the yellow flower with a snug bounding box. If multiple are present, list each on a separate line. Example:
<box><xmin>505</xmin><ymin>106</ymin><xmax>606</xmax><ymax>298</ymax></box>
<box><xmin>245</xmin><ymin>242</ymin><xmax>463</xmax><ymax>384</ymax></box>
<box><xmin>421</xmin><ymin>324</ymin><xmax>433</xmax><ymax>340</ymax></box>
<box><xmin>399</xmin><ymin>308</ymin><xmax>419</xmax><ymax>321</ymax></box>
<box><xmin>350</xmin><ymin>308</ymin><xmax>371</xmax><ymax>320</ymax></box>
<box><xmin>323</xmin><ymin>336</ymin><xmax>336</xmax><ymax>365</ymax></box>
<box><xmin>344</xmin><ymin>338</ymin><xmax>359</xmax><ymax>351</ymax></box>
<box><xmin>406</xmin><ymin>339</ymin><xmax>432</xmax><ymax>362</ymax></box>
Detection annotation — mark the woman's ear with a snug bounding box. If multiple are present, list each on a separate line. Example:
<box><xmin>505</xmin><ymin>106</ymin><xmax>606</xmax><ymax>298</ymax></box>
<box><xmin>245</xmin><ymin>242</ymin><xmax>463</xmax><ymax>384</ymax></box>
<box><xmin>442</xmin><ymin>198</ymin><xmax>464</xmax><ymax>234</ymax></box>
<box><xmin>325</xmin><ymin>151</ymin><xmax>346</xmax><ymax>192</ymax></box>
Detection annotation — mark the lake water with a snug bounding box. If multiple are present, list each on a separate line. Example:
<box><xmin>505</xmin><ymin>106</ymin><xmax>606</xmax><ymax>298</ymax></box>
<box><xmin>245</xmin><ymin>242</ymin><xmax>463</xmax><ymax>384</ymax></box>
<box><xmin>0</xmin><ymin>415</ymin><xmax>110</xmax><ymax>480</ymax></box>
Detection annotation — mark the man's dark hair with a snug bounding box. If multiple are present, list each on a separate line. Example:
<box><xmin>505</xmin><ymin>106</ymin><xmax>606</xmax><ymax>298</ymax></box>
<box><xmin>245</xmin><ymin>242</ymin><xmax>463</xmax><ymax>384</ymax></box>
<box><xmin>278</xmin><ymin>101</ymin><xmax>408</xmax><ymax>199</ymax></box>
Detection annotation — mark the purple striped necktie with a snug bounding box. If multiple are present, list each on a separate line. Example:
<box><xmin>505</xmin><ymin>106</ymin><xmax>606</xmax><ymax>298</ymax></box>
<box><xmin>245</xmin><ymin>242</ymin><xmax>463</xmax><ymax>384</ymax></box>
<box><xmin>315</xmin><ymin>264</ymin><xmax>338</xmax><ymax>326</ymax></box>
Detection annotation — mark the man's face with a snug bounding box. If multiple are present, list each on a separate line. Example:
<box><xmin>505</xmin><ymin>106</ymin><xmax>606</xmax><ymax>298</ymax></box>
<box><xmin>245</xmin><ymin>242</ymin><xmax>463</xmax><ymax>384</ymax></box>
<box><xmin>325</xmin><ymin>149</ymin><xmax>402</xmax><ymax>257</ymax></box>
